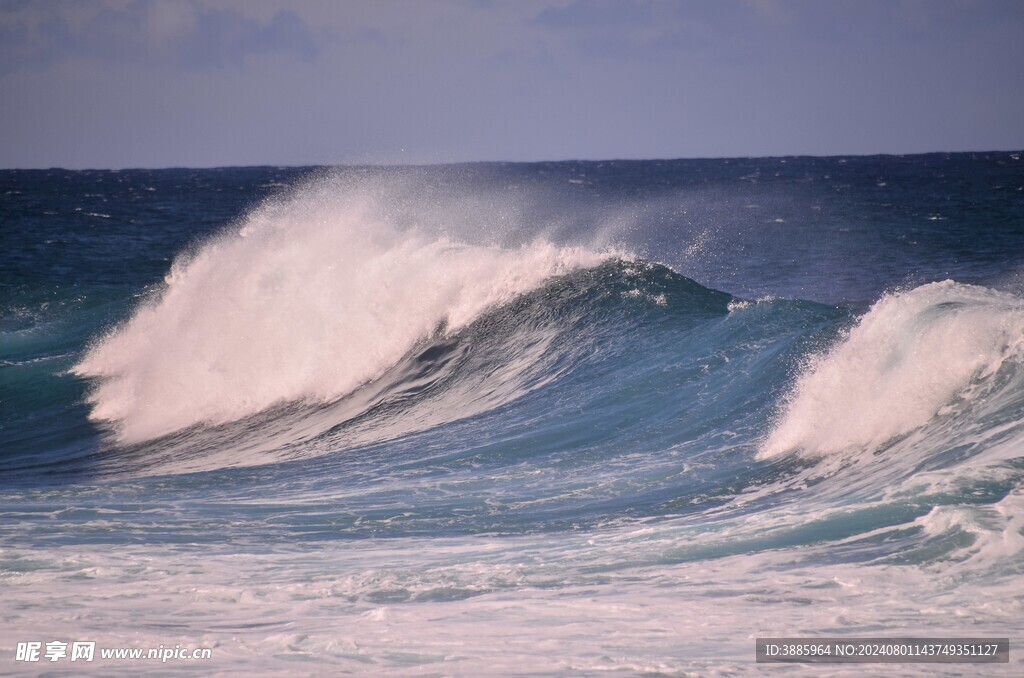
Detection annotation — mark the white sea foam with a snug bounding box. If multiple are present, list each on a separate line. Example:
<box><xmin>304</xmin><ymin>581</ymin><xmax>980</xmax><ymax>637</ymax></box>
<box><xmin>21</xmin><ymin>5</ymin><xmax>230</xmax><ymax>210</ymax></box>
<box><xmin>73</xmin><ymin>177</ymin><xmax>611</xmax><ymax>443</ymax></box>
<box><xmin>5</xmin><ymin>495</ymin><xmax>1023</xmax><ymax>675</ymax></box>
<box><xmin>761</xmin><ymin>281</ymin><xmax>1024</xmax><ymax>458</ymax></box>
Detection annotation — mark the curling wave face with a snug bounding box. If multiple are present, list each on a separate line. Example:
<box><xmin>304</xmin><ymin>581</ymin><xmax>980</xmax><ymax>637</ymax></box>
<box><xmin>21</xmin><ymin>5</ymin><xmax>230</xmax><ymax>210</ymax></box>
<box><xmin>73</xmin><ymin>181</ymin><xmax>612</xmax><ymax>444</ymax></box>
<box><xmin>762</xmin><ymin>280</ymin><xmax>1024</xmax><ymax>459</ymax></box>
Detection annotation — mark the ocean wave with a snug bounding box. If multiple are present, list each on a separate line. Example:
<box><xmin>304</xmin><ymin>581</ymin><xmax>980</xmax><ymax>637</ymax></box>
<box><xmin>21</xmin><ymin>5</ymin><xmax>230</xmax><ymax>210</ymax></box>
<box><xmin>761</xmin><ymin>280</ymin><xmax>1024</xmax><ymax>459</ymax></box>
<box><xmin>72</xmin><ymin>179</ymin><xmax>616</xmax><ymax>444</ymax></box>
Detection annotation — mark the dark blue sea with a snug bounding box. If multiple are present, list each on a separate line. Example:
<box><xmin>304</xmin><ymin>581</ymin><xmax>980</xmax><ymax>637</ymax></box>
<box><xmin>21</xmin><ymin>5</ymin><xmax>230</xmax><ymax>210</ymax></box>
<box><xmin>2</xmin><ymin>154</ymin><xmax>1024</xmax><ymax>674</ymax></box>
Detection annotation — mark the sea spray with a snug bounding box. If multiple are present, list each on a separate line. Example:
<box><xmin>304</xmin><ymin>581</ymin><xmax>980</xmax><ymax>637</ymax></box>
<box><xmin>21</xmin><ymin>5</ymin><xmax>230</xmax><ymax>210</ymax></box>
<box><xmin>74</xmin><ymin>179</ymin><xmax>611</xmax><ymax>443</ymax></box>
<box><xmin>761</xmin><ymin>281</ymin><xmax>1024</xmax><ymax>458</ymax></box>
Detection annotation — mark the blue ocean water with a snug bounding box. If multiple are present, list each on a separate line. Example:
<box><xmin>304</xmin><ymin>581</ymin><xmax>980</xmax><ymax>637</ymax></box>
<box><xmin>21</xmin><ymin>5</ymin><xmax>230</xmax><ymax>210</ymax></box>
<box><xmin>2</xmin><ymin>154</ymin><xmax>1024</xmax><ymax>674</ymax></box>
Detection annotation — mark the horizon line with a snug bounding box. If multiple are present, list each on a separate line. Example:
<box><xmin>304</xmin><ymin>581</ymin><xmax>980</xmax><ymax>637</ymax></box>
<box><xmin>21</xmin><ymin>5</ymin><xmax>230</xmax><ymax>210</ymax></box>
<box><xmin>3</xmin><ymin>147</ymin><xmax>1022</xmax><ymax>172</ymax></box>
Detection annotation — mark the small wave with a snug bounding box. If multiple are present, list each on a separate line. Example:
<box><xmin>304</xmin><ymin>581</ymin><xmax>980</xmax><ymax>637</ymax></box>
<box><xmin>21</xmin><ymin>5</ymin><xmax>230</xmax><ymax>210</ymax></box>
<box><xmin>761</xmin><ymin>281</ymin><xmax>1024</xmax><ymax>459</ymax></box>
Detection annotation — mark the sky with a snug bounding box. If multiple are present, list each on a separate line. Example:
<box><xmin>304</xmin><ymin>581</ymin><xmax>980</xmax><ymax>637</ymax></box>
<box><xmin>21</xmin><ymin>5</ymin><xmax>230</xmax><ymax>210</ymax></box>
<box><xmin>1</xmin><ymin>0</ymin><xmax>1022</xmax><ymax>169</ymax></box>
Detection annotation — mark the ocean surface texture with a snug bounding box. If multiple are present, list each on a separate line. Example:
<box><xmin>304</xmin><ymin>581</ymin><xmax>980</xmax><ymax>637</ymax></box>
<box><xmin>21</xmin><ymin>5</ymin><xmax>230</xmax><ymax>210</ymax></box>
<box><xmin>3</xmin><ymin>154</ymin><xmax>1024</xmax><ymax>674</ymax></box>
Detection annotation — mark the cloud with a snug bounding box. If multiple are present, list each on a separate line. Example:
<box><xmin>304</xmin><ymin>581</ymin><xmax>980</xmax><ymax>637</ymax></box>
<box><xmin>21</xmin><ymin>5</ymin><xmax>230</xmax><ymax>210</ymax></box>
<box><xmin>532</xmin><ymin>0</ymin><xmax>655</xmax><ymax>29</ymax></box>
<box><xmin>181</xmin><ymin>5</ymin><xmax>318</xmax><ymax>68</ymax></box>
<box><xmin>529</xmin><ymin>0</ymin><xmax>695</xmax><ymax>61</ymax></box>
<box><xmin>0</xmin><ymin>0</ymin><xmax>319</xmax><ymax>73</ymax></box>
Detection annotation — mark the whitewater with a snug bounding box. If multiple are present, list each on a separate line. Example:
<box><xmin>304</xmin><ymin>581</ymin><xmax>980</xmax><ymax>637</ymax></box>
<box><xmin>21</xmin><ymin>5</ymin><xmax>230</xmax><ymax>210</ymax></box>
<box><xmin>2</xmin><ymin>155</ymin><xmax>1023</xmax><ymax>674</ymax></box>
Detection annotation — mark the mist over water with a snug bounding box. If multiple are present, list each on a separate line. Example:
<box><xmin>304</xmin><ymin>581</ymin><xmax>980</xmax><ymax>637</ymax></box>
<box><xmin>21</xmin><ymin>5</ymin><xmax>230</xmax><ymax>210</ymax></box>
<box><xmin>3</xmin><ymin>154</ymin><xmax>1024</xmax><ymax>674</ymax></box>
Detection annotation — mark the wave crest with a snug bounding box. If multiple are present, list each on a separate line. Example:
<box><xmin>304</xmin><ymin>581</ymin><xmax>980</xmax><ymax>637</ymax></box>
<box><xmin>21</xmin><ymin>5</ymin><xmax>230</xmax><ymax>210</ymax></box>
<box><xmin>73</xmin><ymin>179</ymin><xmax>612</xmax><ymax>443</ymax></box>
<box><xmin>761</xmin><ymin>280</ymin><xmax>1024</xmax><ymax>458</ymax></box>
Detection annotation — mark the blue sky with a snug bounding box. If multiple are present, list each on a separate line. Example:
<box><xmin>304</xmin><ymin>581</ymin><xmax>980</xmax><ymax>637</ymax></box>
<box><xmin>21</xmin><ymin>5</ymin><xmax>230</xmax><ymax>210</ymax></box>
<box><xmin>1</xmin><ymin>0</ymin><xmax>1022</xmax><ymax>168</ymax></box>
